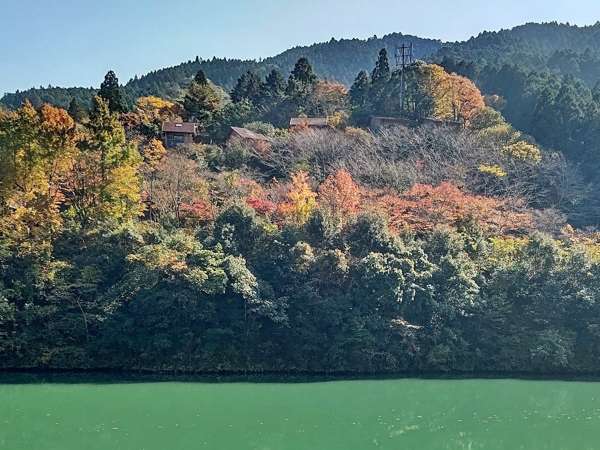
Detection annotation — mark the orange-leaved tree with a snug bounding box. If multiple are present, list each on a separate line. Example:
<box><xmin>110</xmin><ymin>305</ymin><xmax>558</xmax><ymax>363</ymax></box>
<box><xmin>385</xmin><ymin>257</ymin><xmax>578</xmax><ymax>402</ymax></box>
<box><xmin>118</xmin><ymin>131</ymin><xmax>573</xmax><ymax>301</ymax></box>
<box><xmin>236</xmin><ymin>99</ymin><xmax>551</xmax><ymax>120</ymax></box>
<box><xmin>445</xmin><ymin>73</ymin><xmax>485</xmax><ymax>123</ymax></box>
<box><xmin>377</xmin><ymin>182</ymin><xmax>532</xmax><ymax>234</ymax></box>
<box><xmin>318</xmin><ymin>169</ymin><xmax>361</xmax><ymax>223</ymax></box>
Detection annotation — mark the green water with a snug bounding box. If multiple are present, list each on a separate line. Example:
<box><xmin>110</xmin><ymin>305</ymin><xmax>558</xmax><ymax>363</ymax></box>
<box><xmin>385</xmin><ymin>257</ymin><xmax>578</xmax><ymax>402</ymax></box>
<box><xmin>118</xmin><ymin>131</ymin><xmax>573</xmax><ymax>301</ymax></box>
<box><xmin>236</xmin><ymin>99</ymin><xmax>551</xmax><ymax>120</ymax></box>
<box><xmin>1</xmin><ymin>377</ymin><xmax>600</xmax><ymax>450</ymax></box>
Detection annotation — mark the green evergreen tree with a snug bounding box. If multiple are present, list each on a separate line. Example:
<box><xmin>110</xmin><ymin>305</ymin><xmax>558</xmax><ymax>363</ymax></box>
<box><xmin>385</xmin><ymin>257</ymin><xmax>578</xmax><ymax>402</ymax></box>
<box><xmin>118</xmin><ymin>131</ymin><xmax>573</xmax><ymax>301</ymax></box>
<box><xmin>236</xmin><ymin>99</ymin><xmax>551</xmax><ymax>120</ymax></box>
<box><xmin>231</xmin><ymin>73</ymin><xmax>248</xmax><ymax>103</ymax></box>
<box><xmin>231</xmin><ymin>71</ymin><xmax>262</xmax><ymax>103</ymax></box>
<box><xmin>286</xmin><ymin>58</ymin><xmax>317</xmax><ymax>97</ymax></box>
<box><xmin>194</xmin><ymin>69</ymin><xmax>208</xmax><ymax>84</ymax></box>
<box><xmin>183</xmin><ymin>70</ymin><xmax>221</xmax><ymax>123</ymax></box>
<box><xmin>67</xmin><ymin>97</ymin><xmax>88</xmax><ymax>122</ymax></box>
<box><xmin>291</xmin><ymin>57</ymin><xmax>317</xmax><ymax>85</ymax></box>
<box><xmin>98</xmin><ymin>70</ymin><xmax>126</xmax><ymax>113</ymax></box>
<box><xmin>367</xmin><ymin>49</ymin><xmax>392</xmax><ymax>115</ymax></box>
<box><xmin>87</xmin><ymin>96</ymin><xmax>128</xmax><ymax>182</ymax></box>
<box><xmin>74</xmin><ymin>96</ymin><xmax>143</xmax><ymax>224</ymax></box>
<box><xmin>259</xmin><ymin>69</ymin><xmax>286</xmax><ymax>104</ymax></box>
<box><xmin>371</xmin><ymin>49</ymin><xmax>390</xmax><ymax>84</ymax></box>
<box><xmin>349</xmin><ymin>71</ymin><xmax>370</xmax><ymax>109</ymax></box>
<box><xmin>245</xmin><ymin>71</ymin><xmax>261</xmax><ymax>102</ymax></box>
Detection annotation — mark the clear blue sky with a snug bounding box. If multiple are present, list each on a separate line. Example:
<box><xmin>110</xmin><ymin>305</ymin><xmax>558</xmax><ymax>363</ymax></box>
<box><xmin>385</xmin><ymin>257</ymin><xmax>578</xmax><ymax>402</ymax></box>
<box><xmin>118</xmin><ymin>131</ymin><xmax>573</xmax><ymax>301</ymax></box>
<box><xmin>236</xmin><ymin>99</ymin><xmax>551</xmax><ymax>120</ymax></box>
<box><xmin>1</xmin><ymin>0</ymin><xmax>600</xmax><ymax>95</ymax></box>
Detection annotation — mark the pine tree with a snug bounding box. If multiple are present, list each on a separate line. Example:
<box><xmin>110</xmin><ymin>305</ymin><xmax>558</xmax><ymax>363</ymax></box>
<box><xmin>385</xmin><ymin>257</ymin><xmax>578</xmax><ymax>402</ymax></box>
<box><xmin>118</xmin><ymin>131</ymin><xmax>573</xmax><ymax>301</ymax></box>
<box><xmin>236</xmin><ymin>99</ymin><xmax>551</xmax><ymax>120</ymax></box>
<box><xmin>98</xmin><ymin>70</ymin><xmax>126</xmax><ymax>113</ymax></box>
<box><xmin>246</xmin><ymin>73</ymin><xmax>262</xmax><ymax>103</ymax></box>
<box><xmin>183</xmin><ymin>70</ymin><xmax>220</xmax><ymax>123</ymax></box>
<box><xmin>194</xmin><ymin>70</ymin><xmax>209</xmax><ymax>84</ymax></box>
<box><xmin>230</xmin><ymin>74</ymin><xmax>248</xmax><ymax>103</ymax></box>
<box><xmin>368</xmin><ymin>49</ymin><xmax>391</xmax><ymax>115</ymax></box>
<box><xmin>291</xmin><ymin>58</ymin><xmax>317</xmax><ymax>85</ymax></box>
<box><xmin>87</xmin><ymin>96</ymin><xmax>128</xmax><ymax>182</ymax></box>
<box><xmin>257</xmin><ymin>69</ymin><xmax>286</xmax><ymax>107</ymax></box>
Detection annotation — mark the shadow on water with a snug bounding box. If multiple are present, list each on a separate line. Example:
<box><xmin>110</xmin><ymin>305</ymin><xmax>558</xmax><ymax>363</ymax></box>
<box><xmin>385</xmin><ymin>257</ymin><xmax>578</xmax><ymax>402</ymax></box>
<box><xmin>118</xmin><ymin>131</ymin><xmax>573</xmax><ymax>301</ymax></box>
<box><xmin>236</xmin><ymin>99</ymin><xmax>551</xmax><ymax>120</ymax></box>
<box><xmin>2</xmin><ymin>369</ymin><xmax>600</xmax><ymax>385</ymax></box>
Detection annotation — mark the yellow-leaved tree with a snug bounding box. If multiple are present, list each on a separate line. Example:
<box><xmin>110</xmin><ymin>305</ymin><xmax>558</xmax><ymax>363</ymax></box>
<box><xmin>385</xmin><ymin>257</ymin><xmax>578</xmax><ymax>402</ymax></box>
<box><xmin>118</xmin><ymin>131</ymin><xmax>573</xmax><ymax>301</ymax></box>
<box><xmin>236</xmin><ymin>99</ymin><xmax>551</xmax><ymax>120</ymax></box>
<box><xmin>403</xmin><ymin>63</ymin><xmax>485</xmax><ymax>123</ymax></box>
<box><xmin>278</xmin><ymin>171</ymin><xmax>317</xmax><ymax>225</ymax></box>
<box><xmin>124</xmin><ymin>96</ymin><xmax>181</xmax><ymax>136</ymax></box>
<box><xmin>0</xmin><ymin>101</ymin><xmax>77</xmax><ymax>254</ymax></box>
<box><xmin>66</xmin><ymin>96</ymin><xmax>143</xmax><ymax>225</ymax></box>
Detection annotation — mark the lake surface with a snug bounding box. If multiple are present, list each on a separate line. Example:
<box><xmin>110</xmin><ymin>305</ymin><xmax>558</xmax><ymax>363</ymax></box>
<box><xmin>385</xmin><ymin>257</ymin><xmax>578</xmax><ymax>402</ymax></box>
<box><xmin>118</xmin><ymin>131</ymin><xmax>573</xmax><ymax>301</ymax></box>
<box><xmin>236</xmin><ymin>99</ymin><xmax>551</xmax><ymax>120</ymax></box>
<box><xmin>1</xmin><ymin>376</ymin><xmax>600</xmax><ymax>450</ymax></box>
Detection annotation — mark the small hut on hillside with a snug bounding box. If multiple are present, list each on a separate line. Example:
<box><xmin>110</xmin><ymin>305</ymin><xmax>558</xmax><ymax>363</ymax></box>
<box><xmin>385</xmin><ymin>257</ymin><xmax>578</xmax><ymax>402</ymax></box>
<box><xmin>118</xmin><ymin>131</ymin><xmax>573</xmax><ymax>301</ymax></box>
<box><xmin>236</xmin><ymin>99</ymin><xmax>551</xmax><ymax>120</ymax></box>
<box><xmin>289</xmin><ymin>117</ymin><xmax>329</xmax><ymax>130</ymax></box>
<box><xmin>227</xmin><ymin>126</ymin><xmax>273</xmax><ymax>152</ymax></box>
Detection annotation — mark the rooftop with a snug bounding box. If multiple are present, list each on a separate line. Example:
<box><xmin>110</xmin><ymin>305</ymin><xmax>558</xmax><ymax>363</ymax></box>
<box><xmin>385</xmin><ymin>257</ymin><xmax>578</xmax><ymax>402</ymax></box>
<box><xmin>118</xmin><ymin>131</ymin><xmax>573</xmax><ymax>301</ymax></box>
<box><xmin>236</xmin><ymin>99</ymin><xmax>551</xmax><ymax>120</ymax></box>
<box><xmin>162</xmin><ymin>122</ymin><xmax>197</xmax><ymax>134</ymax></box>
<box><xmin>289</xmin><ymin>117</ymin><xmax>329</xmax><ymax>127</ymax></box>
<box><xmin>229</xmin><ymin>126</ymin><xmax>273</xmax><ymax>142</ymax></box>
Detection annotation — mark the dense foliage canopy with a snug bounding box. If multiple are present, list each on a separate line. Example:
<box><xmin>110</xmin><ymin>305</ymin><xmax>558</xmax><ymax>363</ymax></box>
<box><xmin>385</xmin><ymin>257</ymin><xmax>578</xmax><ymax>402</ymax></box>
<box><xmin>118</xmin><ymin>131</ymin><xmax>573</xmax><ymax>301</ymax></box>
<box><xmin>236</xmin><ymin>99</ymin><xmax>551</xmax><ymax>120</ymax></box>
<box><xmin>3</xmin><ymin>30</ymin><xmax>600</xmax><ymax>374</ymax></box>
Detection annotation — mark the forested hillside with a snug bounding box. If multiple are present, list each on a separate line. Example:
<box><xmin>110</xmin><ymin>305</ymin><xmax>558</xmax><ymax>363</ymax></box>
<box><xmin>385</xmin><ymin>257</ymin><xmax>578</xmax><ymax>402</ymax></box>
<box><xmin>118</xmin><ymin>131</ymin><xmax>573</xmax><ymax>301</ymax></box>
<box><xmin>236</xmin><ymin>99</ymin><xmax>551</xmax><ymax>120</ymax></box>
<box><xmin>435</xmin><ymin>22</ymin><xmax>600</xmax><ymax>219</ymax></box>
<box><xmin>436</xmin><ymin>22</ymin><xmax>600</xmax><ymax>85</ymax></box>
<box><xmin>3</xmin><ymin>51</ymin><xmax>600</xmax><ymax>375</ymax></box>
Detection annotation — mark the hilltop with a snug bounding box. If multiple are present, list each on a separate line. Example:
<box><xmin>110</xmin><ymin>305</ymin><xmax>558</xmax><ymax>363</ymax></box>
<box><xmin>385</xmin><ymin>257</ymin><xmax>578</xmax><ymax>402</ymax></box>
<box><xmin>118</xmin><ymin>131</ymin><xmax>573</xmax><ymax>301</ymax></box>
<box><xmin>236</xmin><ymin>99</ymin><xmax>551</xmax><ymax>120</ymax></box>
<box><xmin>6</xmin><ymin>22</ymin><xmax>600</xmax><ymax>111</ymax></box>
<box><xmin>0</xmin><ymin>33</ymin><xmax>441</xmax><ymax>109</ymax></box>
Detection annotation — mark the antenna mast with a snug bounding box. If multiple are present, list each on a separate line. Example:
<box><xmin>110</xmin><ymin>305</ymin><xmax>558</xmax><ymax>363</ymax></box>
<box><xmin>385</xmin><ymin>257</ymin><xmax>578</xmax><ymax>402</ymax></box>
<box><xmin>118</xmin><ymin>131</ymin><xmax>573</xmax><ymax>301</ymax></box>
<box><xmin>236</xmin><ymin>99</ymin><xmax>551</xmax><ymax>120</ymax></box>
<box><xmin>395</xmin><ymin>43</ymin><xmax>414</xmax><ymax>115</ymax></box>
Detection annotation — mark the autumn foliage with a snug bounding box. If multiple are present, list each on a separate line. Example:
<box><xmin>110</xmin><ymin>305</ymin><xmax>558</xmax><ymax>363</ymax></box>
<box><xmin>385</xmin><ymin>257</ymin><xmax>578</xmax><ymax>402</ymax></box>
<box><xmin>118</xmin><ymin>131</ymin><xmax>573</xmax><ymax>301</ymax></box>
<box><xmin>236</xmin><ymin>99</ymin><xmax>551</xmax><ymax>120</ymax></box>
<box><xmin>427</xmin><ymin>65</ymin><xmax>485</xmax><ymax>123</ymax></box>
<box><xmin>444</xmin><ymin>72</ymin><xmax>485</xmax><ymax>123</ymax></box>
<box><xmin>318</xmin><ymin>169</ymin><xmax>361</xmax><ymax>221</ymax></box>
<box><xmin>277</xmin><ymin>171</ymin><xmax>317</xmax><ymax>225</ymax></box>
<box><xmin>376</xmin><ymin>182</ymin><xmax>533</xmax><ymax>234</ymax></box>
<box><xmin>242</xmin><ymin>170</ymin><xmax>530</xmax><ymax>235</ymax></box>
<box><xmin>180</xmin><ymin>199</ymin><xmax>215</xmax><ymax>223</ymax></box>
<box><xmin>0</xmin><ymin>102</ymin><xmax>78</xmax><ymax>252</ymax></box>
<box><xmin>247</xmin><ymin>196</ymin><xmax>277</xmax><ymax>217</ymax></box>
<box><xmin>402</xmin><ymin>63</ymin><xmax>485</xmax><ymax>123</ymax></box>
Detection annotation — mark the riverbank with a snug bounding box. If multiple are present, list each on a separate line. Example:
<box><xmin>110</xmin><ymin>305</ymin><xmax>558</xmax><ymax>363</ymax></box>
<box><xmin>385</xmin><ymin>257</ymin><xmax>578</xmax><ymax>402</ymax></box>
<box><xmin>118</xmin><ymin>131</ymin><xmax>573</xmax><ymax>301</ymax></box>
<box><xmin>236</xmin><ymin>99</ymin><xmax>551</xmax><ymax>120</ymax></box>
<box><xmin>3</xmin><ymin>368</ymin><xmax>600</xmax><ymax>384</ymax></box>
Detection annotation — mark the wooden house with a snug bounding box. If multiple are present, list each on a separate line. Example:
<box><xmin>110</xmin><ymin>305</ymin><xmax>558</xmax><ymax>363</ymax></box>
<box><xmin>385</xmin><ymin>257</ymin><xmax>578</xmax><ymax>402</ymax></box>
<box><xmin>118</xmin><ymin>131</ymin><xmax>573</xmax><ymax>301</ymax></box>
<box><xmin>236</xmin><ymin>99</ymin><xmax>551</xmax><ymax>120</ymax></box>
<box><xmin>162</xmin><ymin>122</ymin><xmax>198</xmax><ymax>148</ymax></box>
<box><xmin>227</xmin><ymin>127</ymin><xmax>273</xmax><ymax>152</ymax></box>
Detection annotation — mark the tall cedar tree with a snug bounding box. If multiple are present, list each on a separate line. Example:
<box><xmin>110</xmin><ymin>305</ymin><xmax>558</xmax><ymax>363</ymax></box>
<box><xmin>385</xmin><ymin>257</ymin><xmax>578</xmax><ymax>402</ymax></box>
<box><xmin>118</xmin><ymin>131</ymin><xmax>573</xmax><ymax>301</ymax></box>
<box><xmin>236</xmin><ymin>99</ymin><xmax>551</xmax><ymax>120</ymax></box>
<box><xmin>262</xmin><ymin>69</ymin><xmax>286</xmax><ymax>100</ymax></box>
<box><xmin>371</xmin><ymin>49</ymin><xmax>391</xmax><ymax>84</ymax></box>
<box><xmin>349</xmin><ymin>71</ymin><xmax>370</xmax><ymax>108</ymax></box>
<box><xmin>183</xmin><ymin>70</ymin><xmax>220</xmax><ymax>123</ymax></box>
<box><xmin>369</xmin><ymin>49</ymin><xmax>391</xmax><ymax>113</ymax></box>
<box><xmin>286</xmin><ymin>58</ymin><xmax>317</xmax><ymax>97</ymax></box>
<box><xmin>231</xmin><ymin>71</ymin><xmax>262</xmax><ymax>103</ymax></box>
<box><xmin>99</xmin><ymin>71</ymin><xmax>126</xmax><ymax>113</ymax></box>
<box><xmin>77</xmin><ymin>96</ymin><xmax>143</xmax><ymax>223</ymax></box>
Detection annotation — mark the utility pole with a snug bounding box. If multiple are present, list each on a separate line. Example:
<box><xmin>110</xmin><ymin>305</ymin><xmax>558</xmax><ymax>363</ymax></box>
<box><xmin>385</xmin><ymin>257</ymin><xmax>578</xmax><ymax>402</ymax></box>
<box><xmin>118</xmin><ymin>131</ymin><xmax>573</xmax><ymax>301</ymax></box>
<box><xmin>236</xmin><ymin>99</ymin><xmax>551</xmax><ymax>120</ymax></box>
<box><xmin>395</xmin><ymin>43</ymin><xmax>414</xmax><ymax>115</ymax></box>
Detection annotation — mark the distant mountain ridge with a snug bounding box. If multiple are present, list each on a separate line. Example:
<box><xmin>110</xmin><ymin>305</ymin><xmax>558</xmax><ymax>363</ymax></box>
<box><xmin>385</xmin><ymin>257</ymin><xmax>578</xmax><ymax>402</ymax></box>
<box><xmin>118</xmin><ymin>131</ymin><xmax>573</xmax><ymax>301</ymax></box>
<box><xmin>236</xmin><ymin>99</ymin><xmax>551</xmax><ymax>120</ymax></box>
<box><xmin>435</xmin><ymin>22</ymin><xmax>600</xmax><ymax>86</ymax></box>
<box><xmin>5</xmin><ymin>22</ymin><xmax>600</xmax><ymax>110</ymax></box>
